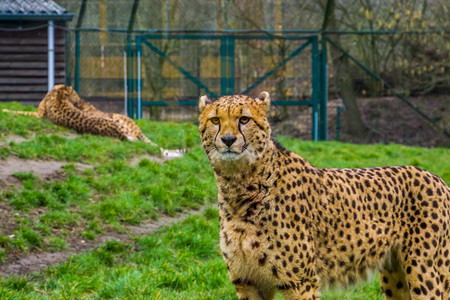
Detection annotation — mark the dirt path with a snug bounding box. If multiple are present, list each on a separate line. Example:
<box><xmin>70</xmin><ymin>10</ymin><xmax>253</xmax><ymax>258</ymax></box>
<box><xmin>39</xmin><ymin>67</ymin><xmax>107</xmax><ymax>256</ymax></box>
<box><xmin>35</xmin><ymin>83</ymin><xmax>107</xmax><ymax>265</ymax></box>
<box><xmin>0</xmin><ymin>135</ymin><xmax>30</xmax><ymax>147</ymax></box>
<box><xmin>0</xmin><ymin>207</ymin><xmax>207</xmax><ymax>276</ymax></box>
<box><xmin>0</xmin><ymin>156</ymin><xmax>93</xmax><ymax>188</ymax></box>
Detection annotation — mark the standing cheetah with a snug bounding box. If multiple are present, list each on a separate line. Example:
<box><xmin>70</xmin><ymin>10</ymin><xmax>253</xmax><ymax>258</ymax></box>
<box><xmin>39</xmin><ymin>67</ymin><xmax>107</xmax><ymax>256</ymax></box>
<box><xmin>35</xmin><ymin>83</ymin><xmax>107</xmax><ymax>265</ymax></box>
<box><xmin>198</xmin><ymin>91</ymin><xmax>450</xmax><ymax>300</ymax></box>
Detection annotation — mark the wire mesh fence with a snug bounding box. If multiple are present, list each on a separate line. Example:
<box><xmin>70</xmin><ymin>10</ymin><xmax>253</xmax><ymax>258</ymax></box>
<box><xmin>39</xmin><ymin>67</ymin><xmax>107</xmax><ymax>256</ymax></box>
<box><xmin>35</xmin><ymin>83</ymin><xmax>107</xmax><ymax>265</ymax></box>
<box><xmin>54</xmin><ymin>0</ymin><xmax>449</xmax><ymax>142</ymax></box>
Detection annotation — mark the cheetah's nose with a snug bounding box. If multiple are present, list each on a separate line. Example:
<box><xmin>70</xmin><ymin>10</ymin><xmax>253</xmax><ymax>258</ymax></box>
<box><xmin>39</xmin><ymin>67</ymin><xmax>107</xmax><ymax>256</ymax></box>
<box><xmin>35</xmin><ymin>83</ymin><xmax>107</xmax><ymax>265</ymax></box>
<box><xmin>221</xmin><ymin>136</ymin><xmax>237</xmax><ymax>147</ymax></box>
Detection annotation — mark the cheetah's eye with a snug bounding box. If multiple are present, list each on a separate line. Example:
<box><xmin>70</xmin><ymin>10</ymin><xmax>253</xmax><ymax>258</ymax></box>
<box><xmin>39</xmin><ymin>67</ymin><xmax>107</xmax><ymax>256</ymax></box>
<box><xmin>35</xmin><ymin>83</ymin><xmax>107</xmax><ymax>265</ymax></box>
<box><xmin>210</xmin><ymin>117</ymin><xmax>220</xmax><ymax>125</ymax></box>
<box><xmin>239</xmin><ymin>116</ymin><xmax>251</xmax><ymax>124</ymax></box>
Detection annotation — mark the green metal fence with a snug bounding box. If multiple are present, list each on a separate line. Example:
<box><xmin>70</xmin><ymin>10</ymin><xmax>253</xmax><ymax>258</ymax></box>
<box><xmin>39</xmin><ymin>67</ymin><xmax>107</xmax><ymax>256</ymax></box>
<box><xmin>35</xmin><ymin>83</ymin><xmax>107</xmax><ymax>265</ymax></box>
<box><xmin>70</xmin><ymin>28</ymin><xmax>449</xmax><ymax>140</ymax></box>
<box><xmin>127</xmin><ymin>32</ymin><xmax>328</xmax><ymax>141</ymax></box>
<box><xmin>62</xmin><ymin>0</ymin><xmax>449</xmax><ymax>143</ymax></box>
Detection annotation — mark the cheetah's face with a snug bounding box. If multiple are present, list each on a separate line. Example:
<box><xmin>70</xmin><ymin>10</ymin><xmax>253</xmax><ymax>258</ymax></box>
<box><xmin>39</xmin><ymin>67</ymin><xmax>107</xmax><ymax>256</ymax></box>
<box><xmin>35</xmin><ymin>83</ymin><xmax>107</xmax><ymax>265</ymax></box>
<box><xmin>198</xmin><ymin>92</ymin><xmax>271</xmax><ymax>171</ymax></box>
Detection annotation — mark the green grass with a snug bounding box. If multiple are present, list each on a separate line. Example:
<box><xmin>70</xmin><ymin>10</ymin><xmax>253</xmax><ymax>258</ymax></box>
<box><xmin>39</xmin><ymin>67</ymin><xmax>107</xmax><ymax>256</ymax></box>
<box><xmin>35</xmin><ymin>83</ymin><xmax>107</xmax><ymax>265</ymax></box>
<box><xmin>0</xmin><ymin>209</ymin><xmax>234</xmax><ymax>299</ymax></box>
<box><xmin>278</xmin><ymin>137</ymin><xmax>450</xmax><ymax>182</ymax></box>
<box><xmin>0</xmin><ymin>146</ymin><xmax>215</xmax><ymax>253</ymax></box>
<box><xmin>0</xmin><ymin>102</ymin><xmax>449</xmax><ymax>299</ymax></box>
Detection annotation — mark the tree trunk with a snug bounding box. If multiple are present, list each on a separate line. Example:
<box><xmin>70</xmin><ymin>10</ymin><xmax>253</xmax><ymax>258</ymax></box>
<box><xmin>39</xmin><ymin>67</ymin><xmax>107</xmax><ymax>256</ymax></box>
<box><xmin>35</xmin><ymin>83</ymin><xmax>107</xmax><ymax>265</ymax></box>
<box><xmin>320</xmin><ymin>0</ymin><xmax>369</xmax><ymax>137</ymax></box>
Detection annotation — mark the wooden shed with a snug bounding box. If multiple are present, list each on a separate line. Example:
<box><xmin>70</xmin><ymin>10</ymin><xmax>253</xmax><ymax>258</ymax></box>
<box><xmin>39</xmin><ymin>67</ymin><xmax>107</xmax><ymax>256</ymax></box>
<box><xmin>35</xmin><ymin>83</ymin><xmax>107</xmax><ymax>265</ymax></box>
<box><xmin>0</xmin><ymin>0</ymin><xmax>74</xmax><ymax>104</ymax></box>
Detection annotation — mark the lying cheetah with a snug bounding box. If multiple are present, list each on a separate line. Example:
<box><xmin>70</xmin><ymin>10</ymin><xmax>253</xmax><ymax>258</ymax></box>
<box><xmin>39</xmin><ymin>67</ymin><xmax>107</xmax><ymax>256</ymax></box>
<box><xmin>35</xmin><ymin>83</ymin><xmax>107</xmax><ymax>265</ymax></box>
<box><xmin>3</xmin><ymin>85</ymin><xmax>185</xmax><ymax>158</ymax></box>
<box><xmin>198</xmin><ymin>91</ymin><xmax>450</xmax><ymax>300</ymax></box>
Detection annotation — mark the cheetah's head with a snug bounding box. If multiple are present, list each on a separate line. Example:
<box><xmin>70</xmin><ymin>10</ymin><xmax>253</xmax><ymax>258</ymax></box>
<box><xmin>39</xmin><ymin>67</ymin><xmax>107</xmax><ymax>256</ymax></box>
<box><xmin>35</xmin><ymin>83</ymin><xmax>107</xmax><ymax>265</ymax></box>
<box><xmin>198</xmin><ymin>92</ymin><xmax>271</xmax><ymax>173</ymax></box>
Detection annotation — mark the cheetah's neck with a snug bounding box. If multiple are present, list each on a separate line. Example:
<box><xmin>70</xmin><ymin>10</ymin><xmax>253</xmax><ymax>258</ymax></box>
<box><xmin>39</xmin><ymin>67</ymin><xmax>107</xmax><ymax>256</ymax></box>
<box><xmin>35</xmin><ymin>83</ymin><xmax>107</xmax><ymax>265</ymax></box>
<box><xmin>215</xmin><ymin>139</ymin><xmax>312</xmax><ymax>217</ymax></box>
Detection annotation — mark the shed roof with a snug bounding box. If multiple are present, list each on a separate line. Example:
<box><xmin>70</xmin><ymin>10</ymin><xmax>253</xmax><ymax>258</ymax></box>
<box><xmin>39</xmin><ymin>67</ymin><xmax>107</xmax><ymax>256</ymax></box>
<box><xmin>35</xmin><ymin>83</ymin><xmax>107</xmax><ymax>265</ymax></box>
<box><xmin>0</xmin><ymin>0</ymin><xmax>74</xmax><ymax>21</ymax></box>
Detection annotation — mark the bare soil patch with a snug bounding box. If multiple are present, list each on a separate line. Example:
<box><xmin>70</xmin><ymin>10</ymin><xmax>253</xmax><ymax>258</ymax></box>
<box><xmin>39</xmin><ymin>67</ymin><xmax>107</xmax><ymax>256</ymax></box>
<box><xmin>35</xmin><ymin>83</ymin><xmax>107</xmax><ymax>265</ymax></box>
<box><xmin>0</xmin><ymin>135</ymin><xmax>30</xmax><ymax>147</ymax></box>
<box><xmin>0</xmin><ymin>202</ymin><xmax>18</xmax><ymax>235</ymax></box>
<box><xmin>0</xmin><ymin>156</ymin><xmax>92</xmax><ymax>188</ymax></box>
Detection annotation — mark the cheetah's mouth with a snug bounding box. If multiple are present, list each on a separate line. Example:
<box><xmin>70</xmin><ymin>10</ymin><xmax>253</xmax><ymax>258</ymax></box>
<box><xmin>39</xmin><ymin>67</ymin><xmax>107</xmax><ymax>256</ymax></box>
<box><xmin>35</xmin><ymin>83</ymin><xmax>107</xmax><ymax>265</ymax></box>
<box><xmin>225</xmin><ymin>148</ymin><xmax>239</xmax><ymax>154</ymax></box>
<box><xmin>217</xmin><ymin>147</ymin><xmax>243</xmax><ymax>160</ymax></box>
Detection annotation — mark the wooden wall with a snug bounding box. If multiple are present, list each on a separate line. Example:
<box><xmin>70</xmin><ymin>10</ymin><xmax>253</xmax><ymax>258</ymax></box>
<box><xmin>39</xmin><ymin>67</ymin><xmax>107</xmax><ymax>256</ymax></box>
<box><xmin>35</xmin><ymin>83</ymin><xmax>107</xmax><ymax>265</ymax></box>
<box><xmin>0</xmin><ymin>21</ymin><xmax>66</xmax><ymax>103</ymax></box>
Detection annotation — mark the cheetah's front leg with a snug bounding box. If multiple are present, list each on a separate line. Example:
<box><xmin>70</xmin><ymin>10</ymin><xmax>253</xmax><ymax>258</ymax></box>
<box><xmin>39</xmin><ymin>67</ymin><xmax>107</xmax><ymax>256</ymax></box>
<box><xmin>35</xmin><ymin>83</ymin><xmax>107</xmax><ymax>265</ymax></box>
<box><xmin>230</xmin><ymin>278</ymin><xmax>275</xmax><ymax>300</ymax></box>
<box><xmin>278</xmin><ymin>280</ymin><xmax>320</xmax><ymax>300</ymax></box>
<box><xmin>233</xmin><ymin>283</ymin><xmax>275</xmax><ymax>300</ymax></box>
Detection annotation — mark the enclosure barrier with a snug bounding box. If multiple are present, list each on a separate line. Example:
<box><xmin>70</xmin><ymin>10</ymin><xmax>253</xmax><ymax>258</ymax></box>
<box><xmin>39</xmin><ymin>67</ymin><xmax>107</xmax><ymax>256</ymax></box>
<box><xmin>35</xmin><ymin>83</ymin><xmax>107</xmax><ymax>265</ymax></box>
<box><xmin>127</xmin><ymin>32</ymin><xmax>328</xmax><ymax>141</ymax></box>
<box><xmin>69</xmin><ymin>27</ymin><xmax>449</xmax><ymax>141</ymax></box>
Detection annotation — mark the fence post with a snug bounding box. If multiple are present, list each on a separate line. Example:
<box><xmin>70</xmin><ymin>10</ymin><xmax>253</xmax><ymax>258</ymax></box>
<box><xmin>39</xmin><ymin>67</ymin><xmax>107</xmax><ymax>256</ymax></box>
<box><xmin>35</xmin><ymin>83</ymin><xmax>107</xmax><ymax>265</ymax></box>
<box><xmin>47</xmin><ymin>20</ymin><xmax>55</xmax><ymax>91</ymax></box>
<box><xmin>74</xmin><ymin>30</ymin><xmax>80</xmax><ymax>92</ymax></box>
<box><xmin>318</xmin><ymin>35</ymin><xmax>328</xmax><ymax>140</ymax></box>
<box><xmin>136</xmin><ymin>37</ymin><xmax>142</xmax><ymax>120</ymax></box>
<box><xmin>123</xmin><ymin>50</ymin><xmax>128</xmax><ymax>116</ymax></box>
<box><xmin>127</xmin><ymin>35</ymin><xmax>135</xmax><ymax>118</ymax></box>
<box><xmin>311</xmin><ymin>35</ymin><xmax>319</xmax><ymax>141</ymax></box>
<box><xmin>73</xmin><ymin>0</ymin><xmax>87</xmax><ymax>93</ymax></box>
<box><xmin>336</xmin><ymin>106</ymin><xmax>341</xmax><ymax>141</ymax></box>
<box><xmin>125</xmin><ymin>0</ymin><xmax>139</xmax><ymax>119</ymax></box>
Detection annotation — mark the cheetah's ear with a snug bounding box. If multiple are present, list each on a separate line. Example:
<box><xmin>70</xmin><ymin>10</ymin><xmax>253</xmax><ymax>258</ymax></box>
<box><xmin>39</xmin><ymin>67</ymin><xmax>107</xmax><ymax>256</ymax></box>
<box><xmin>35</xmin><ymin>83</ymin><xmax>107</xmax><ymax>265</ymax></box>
<box><xmin>255</xmin><ymin>91</ymin><xmax>271</xmax><ymax>112</ymax></box>
<box><xmin>199</xmin><ymin>95</ymin><xmax>212</xmax><ymax>113</ymax></box>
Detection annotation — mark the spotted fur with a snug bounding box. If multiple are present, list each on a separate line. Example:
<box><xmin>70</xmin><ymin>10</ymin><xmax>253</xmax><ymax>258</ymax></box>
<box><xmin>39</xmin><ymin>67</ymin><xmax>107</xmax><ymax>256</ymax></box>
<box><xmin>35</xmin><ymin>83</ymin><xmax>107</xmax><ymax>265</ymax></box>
<box><xmin>3</xmin><ymin>85</ymin><xmax>185</xmax><ymax>158</ymax></box>
<box><xmin>198</xmin><ymin>92</ymin><xmax>450</xmax><ymax>300</ymax></box>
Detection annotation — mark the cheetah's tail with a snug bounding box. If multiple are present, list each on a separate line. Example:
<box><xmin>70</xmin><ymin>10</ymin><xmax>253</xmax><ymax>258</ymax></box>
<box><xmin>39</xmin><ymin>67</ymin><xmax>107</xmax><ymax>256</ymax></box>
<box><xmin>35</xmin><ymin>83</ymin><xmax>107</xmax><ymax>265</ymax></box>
<box><xmin>139</xmin><ymin>134</ymin><xmax>187</xmax><ymax>158</ymax></box>
<box><xmin>160</xmin><ymin>148</ymin><xmax>187</xmax><ymax>159</ymax></box>
<box><xmin>138</xmin><ymin>134</ymin><xmax>158</xmax><ymax>146</ymax></box>
<box><xmin>2</xmin><ymin>109</ymin><xmax>41</xmax><ymax>118</ymax></box>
